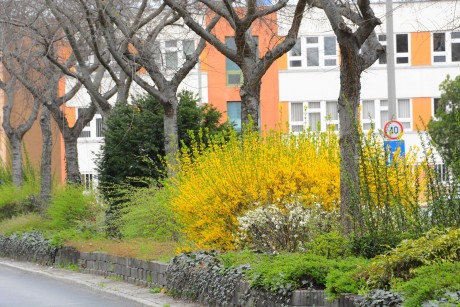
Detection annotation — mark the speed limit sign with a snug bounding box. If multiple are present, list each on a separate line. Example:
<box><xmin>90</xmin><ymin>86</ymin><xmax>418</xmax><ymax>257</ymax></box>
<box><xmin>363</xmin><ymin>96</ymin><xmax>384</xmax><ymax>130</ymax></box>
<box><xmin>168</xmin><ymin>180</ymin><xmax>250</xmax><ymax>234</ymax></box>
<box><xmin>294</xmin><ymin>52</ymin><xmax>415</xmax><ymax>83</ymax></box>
<box><xmin>384</xmin><ymin>120</ymin><xmax>404</xmax><ymax>140</ymax></box>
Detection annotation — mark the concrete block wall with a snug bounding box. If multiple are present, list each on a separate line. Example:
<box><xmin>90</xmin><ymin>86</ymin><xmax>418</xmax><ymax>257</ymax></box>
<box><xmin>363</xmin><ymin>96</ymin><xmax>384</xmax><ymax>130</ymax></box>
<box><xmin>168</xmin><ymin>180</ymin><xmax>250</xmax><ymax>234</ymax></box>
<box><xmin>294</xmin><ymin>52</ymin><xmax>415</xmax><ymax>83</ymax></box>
<box><xmin>53</xmin><ymin>248</ymin><xmax>169</xmax><ymax>288</ymax></box>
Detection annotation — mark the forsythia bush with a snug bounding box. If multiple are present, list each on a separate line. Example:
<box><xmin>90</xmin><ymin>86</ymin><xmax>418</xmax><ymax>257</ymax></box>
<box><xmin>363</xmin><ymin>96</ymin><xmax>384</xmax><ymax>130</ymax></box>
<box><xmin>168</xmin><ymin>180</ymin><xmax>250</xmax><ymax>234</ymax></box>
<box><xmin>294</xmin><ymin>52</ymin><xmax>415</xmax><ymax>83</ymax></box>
<box><xmin>169</xmin><ymin>128</ymin><xmax>340</xmax><ymax>250</ymax></box>
<box><xmin>360</xmin><ymin>128</ymin><xmax>424</xmax><ymax>210</ymax></box>
<box><xmin>168</xmin><ymin>126</ymin><xmax>425</xmax><ymax>251</ymax></box>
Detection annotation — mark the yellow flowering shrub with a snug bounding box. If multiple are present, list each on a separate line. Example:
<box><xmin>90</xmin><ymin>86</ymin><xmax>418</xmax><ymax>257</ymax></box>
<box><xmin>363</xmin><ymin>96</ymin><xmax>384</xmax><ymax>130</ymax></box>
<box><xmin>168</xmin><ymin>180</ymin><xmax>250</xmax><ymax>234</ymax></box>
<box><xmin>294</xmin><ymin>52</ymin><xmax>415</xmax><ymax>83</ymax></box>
<box><xmin>360</xmin><ymin>129</ymin><xmax>424</xmax><ymax>210</ymax></box>
<box><xmin>168</xmin><ymin>125</ymin><xmax>427</xmax><ymax>251</ymax></box>
<box><xmin>168</xmin><ymin>128</ymin><xmax>340</xmax><ymax>250</ymax></box>
<box><xmin>359</xmin><ymin>128</ymin><xmax>427</xmax><ymax>237</ymax></box>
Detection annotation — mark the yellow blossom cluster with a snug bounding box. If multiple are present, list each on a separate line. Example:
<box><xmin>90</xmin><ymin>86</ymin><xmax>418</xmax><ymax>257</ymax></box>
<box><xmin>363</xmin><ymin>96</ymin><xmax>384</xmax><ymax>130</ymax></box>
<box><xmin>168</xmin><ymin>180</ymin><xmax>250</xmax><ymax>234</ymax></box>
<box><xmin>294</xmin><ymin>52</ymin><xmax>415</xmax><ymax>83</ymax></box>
<box><xmin>360</xmin><ymin>129</ymin><xmax>424</xmax><ymax>211</ymax></box>
<box><xmin>168</xmin><ymin>128</ymin><xmax>340</xmax><ymax>250</ymax></box>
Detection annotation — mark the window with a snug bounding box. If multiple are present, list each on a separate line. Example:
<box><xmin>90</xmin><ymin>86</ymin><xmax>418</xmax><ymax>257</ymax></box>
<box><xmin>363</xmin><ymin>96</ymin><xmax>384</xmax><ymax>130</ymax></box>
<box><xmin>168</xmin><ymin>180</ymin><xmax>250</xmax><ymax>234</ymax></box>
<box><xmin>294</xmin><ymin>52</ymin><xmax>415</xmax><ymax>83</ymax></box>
<box><xmin>374</xmin><ymin>33</ymin><xmax>410</xmax><ymax>65</ymax></box>
<box><xmin>396</xmin><ymin>34</ymin><xmax>409</xmax><ymax>64</ymax></box>
<box><xmin>306</xmin><ymin>37</ymin><xmax>319</xmax><ymax>67</ymax></box>
<box><xmin>78</xmin><ymin>108</ymin><xmax>91</xmax><ymax>127</ymax></box>
<box><xmin>307</xmin><ymin>101</ymin><xmax>321</xmax><ymax>131</ymax></box>
<box><xmin>323</xmin><ymin>36</ymin><xmax>337</xmax><ymax>66</ymax></box>
<box><xmin>165</xmin><ymin>52</ymin><xmax>178</xmax><ymax>70</ymax></box>
<box><xmin>433</xmin><ymin>33</ymin><xmax>446</xmax><ymax>63</ymax></box>
<box><xmin>361</xmin><ymin>100</ymin><xmax>376</xmax><ymax>131</ymax></box>
<box><xmin>432</xmin><ymin>32</ymin><xmax>460</xmax><ymax>64</ymax></box>
<box><xmin>225</xmin><ymin>37</ymin><xmax>242</xmax><ymax>86</ymax></box>
<box><xmin>362</xmin><ymin>100</ymin><xmax>376</xmax><ymax>119</ymax></box>
<box><xmin>227</xmin><ymin>101</ymin><xmax>241</xmax><ymax>131</ymax></box>
<box><xmin>325</xmin><ymin>101</ymin><xmax>339</xmax><ymax>131</ymax></box>
<box><xmin>183</xmin><ymin>40</ymin><xmax>195</xmax><ymax>58</ymax></box>
<box><xmin>151</xmin><ymin>42</ymin><xmax>162</xmax><ymax>66</ymax></box>
<box><xmin>78</xmin><ymin>108</ymin><xmax>92</xmax><ymax>138</ymax></box>
<box><xmin>397</xmin><ymin>99</ymin><xmax>411</xmax><ymax>130</ymax></box>
<box><xmin>433</xmin><ymin>97</ymin><xmax>443</xmax><ymax>119</ymax></box>
<box><xmin>378</xmin><ymin>34</ymin><xmax>387</xmax><ymax>64</ymax></box>
<box><xmin>435</xmin><ymin>163</ymin><xmax>449</xmax><ymax>182</ymax></box>
<box><xmin>380</xmin><ymin>100</ymin><xmax>389</xmax><ymax>130</ymax></box>
<box><xmin>164</xmin><ymin>40</ymin><xmax>178</xmax><ymax>70</ymax></box>
<box><xmin>291</xmin><ymin>102</ymin><xmax>304</xmax><ymax>122</ymax></box>
<box><xmin>80</xmin><ymin>130</ymin><xmax>91</xmax><ymax>138</ymax></box>
<box><xmin>451</xmin><ymin>32</ymin><xmax>460</xmax><ymax>62</ymax></box>
<box><xmin>165</xmin><ymin>40</ymin><xmax>177</xmax><ymax>48</ymax></box>
<box><xmin>289</xmin><ymin>101</ymin><xmax>339</xmax><ymax>132</ymax></box>
<box><xmin>81</xmin><ymin>173</ymin><xmax>95</xmax><ymax>190</ymax></box>
<box><xmin>96</xmin><ymin>118</ymin><xmax>103</xmax><ymax>138</ymax></box>
<box><xmin>288</xmin><ymin>36</ymin><xmax>337</xmax><ymax>68</ymax></box>
<box><xmin>289</xmin><ymin>38</ymin><xmax>302</xmax><ymax>67</ymax></box>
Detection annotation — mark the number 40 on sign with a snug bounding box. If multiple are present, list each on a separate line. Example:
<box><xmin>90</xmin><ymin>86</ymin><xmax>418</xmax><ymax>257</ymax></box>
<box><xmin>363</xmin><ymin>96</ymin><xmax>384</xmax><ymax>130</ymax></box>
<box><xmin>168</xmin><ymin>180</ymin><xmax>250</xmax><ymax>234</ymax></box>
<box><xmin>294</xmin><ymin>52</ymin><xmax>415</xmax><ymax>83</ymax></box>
<box><xmin>384</xmin><ymin>120</ymin><xmax>404</xmax><ymax>140</ymax></box>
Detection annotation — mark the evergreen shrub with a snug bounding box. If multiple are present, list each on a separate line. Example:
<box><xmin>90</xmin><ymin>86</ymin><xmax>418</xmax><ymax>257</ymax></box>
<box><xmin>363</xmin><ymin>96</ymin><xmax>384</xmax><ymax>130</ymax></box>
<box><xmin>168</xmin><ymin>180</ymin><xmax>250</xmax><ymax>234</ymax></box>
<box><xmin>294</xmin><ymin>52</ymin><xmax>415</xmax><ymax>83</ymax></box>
<box><xmin>366</xmin><ymin>228</ymin><xmax>460</xmax><ymax>289</ymax></box>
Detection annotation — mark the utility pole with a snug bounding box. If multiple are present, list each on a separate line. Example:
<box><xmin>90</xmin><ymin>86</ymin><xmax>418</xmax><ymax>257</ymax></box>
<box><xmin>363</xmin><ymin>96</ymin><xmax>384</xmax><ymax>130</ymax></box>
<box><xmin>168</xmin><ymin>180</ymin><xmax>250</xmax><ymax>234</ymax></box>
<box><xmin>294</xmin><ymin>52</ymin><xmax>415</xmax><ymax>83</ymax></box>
<box><xmin>386</xmin><ymin>0</ymin><xmax>397</xmax><ymax>120</ymax></box>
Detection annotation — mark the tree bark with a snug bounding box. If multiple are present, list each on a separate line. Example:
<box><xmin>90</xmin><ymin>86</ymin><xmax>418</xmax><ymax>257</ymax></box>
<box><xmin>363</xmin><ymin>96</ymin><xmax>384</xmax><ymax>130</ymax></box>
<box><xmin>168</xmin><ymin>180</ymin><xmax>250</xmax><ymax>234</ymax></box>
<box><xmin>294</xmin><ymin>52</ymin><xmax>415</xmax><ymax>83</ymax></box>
<box><xmin>316</xmin><ymin>0</ymin><xmax>382</xmax><ymax>235</ymax></box>
<box><xmin>337</xmin><ymin>37</ymin><xmax>363</xmax><ymax>234</ymax></box>
<box><xmin>163</xmin><ymin>95</ymin><xmax>179</xmax><ymax>174</ymax></box>
<box><xmin>63</xmin><ymin>134</ymin><xmax>81</xmax><ymax>185</ymax></box>
<box><xmin>240</xmin><ymin>77</ymin><xmax>261</xmax><ymax>128</ymax></box>
<box><xmin>9</xmin><ymin>134</ymin><xmax>23</xmax><ymax>188</ymax></box>
<box><xmin>40</xmin><ymin>107</ymin><xmax>52</xmax><ymax>203</ymax></box>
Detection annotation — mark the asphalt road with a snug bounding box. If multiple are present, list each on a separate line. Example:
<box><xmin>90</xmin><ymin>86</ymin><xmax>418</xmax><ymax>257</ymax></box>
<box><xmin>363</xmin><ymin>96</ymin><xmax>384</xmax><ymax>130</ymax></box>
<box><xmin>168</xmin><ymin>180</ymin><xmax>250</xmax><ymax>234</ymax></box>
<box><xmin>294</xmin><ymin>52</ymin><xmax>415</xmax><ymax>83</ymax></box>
<box><xmin>0</xmin><ymin>264</ymin><xmax>140</xmax><ymax>307</ymax></box>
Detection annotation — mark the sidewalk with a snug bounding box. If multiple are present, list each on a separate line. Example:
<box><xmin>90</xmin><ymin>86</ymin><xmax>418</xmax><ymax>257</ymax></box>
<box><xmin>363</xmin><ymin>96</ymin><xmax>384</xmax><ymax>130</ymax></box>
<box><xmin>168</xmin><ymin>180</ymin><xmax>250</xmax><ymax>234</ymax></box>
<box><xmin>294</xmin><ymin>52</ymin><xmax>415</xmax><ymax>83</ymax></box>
<box><xmin>0</xmin><ymin>258</ymin><xmax>201</xmax><ymax>307</ymax></box>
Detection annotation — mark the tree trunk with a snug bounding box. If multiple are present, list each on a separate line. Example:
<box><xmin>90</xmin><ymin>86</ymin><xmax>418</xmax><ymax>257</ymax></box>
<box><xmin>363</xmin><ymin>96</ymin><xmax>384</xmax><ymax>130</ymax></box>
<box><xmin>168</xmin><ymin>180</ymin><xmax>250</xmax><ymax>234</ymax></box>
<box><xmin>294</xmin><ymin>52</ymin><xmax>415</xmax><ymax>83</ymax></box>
<box><xmin>10</xmin><ymin>134</ymin><xmax>23</xmax><ymax>188</ymax></box>
<box><xmin>63</xmin><ymin>134</ymin><xmax>81</xmax><ymax>185</ymax></box>
<box><xmin>163</xmin><ymin>97</ymin><xmax>179</xmax><ymax>175</ymax></box>
<box><xmin>40</xmin><ymin>107</ymin><xmax>52</xmax><ymax>203</ymax></box>
<box><xmin>338</xmin><ymin>38</ymin><xmax>363</xmax><ymax>234</ymax></box>
<box><xmin>240</xmin><ymin>77</ymin><xmax>261</xmax><ymax>130</ymax></box>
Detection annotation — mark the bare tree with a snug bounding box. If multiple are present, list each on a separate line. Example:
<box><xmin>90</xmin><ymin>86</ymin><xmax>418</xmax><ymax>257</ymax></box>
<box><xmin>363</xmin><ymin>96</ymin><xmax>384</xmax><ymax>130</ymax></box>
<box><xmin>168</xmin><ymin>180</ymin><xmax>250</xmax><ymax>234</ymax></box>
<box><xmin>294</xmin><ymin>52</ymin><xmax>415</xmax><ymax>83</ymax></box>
<box><xmin>0</xmin><ymin>1</ymin><xmax>102</xmax><ymax>185</ymax></box>
<box><xmin>166</xmin><ymin>0</ymin><xmax>384</xmax><ymax>232</ymax></box>
<box><xmin>39</xmin><ymin>107</ymin><xmax>52</xmax><ymax>202</ymax></box>
<box><xmin>164</xmin><ymin>0</ymin><xmax>309</xmax><ymax>129</ymax></box>
<box><xmin>0</xmin><ymin>74</ymin><xmax>40</xmax><ymax>187</ymax></box>
<box><xmin>44</xmin><ymin>0</ymin><xmax>132</xmax><ymax>119</ymax></box>
<box><xmin>307</xmin><ymin>0</ymin><xmax>384</xmax><ymax>233</ymax></box>
<box><xmin>91</xmin><ymin>0</ymin><xmax>220</xmax><ymax>168</ymax></box>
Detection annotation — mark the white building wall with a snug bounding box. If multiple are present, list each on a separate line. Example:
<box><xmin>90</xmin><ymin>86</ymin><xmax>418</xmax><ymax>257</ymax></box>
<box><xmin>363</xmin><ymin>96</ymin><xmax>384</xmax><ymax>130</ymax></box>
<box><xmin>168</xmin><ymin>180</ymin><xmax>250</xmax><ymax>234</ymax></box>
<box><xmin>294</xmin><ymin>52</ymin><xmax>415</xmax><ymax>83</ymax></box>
<box><xmin>279</xmin><ymin>0</ymin><xmax>460</xmax><ymax>163</ymax></box>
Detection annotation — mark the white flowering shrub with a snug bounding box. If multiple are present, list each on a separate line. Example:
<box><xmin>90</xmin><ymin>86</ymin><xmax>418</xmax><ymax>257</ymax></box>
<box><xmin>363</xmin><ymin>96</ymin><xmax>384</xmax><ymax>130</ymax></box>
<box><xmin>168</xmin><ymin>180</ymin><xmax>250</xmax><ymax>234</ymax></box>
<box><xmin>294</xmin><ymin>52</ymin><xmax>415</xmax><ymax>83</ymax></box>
<box><xmin>235</xmin><ymin>202</ymin><xmax>338</xmax><ymax>252</ymax></box>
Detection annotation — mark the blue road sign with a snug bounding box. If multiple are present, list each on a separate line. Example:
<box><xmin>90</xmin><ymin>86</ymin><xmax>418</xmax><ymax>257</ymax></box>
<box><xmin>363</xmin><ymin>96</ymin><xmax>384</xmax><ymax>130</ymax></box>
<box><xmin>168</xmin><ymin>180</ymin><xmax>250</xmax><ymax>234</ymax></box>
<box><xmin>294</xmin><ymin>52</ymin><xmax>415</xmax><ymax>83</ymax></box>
<box><xmin>384</xmin><ymin>140</ymin><xmax>405</xmax><ymax>164</ymax></box>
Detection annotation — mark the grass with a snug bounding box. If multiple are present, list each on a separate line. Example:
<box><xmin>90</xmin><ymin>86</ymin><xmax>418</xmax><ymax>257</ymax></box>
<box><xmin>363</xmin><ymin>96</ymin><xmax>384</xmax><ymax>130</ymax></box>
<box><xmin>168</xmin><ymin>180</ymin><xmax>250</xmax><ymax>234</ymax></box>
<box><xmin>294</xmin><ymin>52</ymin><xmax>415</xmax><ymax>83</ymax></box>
<box><xmin>65</xmin><ymin>238</ymin><xmax>178</xmax><ymax>262</ymax></box>
<box><xmin>0</xmin><ymin>213</ymin><xmax>48</xmax><ymax>235</ymax></box>
<box><xmin>57</xmin><ymin>263</ymin><xmax>79</xmax><ymax>272</ymax></box>
<box><xmin>149</xmin><ymin>287</ymin><xmax>162</xmax><ymax>294</ymax></box>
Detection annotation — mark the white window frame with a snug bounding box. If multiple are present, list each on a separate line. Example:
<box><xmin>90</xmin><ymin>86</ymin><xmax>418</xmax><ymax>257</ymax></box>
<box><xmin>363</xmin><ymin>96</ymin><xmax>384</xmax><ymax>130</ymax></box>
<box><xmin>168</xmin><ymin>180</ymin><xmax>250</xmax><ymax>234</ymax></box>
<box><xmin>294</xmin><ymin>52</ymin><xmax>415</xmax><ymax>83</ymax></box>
<box><xmin>432</xmin><ymin>97</ymin><xmax>441</xmax><ymax>120</ymax></box>
<box><xmin>432</xmin><ymin>31</ymin><xmax>460</xmax><ymax>64</ymax></box>
<box><xmin>373</xmin><ymin>33</ymin><xmax>410</xmax><ymax>66</ymax></box>
<box><xmin>432</xmin><ymin>32</ymin><xmax>447</xmax><ymax>64</ymax></box>
<box><xmin>379</xmin><ymin>99</ymin><xmax>389</xmax><ymax>130</ymax></box>
<box><xmin>289</xmin><ymin>101</ymin><xmax>339</xmax><ymax>133</ymax></box>
<box><xmin>288</xmin><ymin>36</ymin><xmax>338</xmax><ymax>69</ymax></box>
<box><xmin>288</xmin><ymin>38</ymin><xmax>303</xmax><ymax>68</ymax></box>
<box><xmin>359</xmin><ymin>99</ymin><xmax>389</xmax><ymax>131</ymax></box>
<box><xmin>81</xmin><ymin>173</ymin><xmax>98</xmax><ymax>190</ymax></box>
<box><xmin>395</xmin><ymin>33</ymin><xmax>410</xmax><ymax>65</ymax></box>
<box><xmin>397</xmin><ymin>98</ymin><xmax>412</xmax><ymax>131</ymax></box>
<box><xmin>77</xmin><ymin>109</ymin><xmax>104</xmax><ymax>140</ymax></box>
<box><xmin>361</xmin><ymin>100</ymin><xmax>376</xmax><ymax>131</ymax></box>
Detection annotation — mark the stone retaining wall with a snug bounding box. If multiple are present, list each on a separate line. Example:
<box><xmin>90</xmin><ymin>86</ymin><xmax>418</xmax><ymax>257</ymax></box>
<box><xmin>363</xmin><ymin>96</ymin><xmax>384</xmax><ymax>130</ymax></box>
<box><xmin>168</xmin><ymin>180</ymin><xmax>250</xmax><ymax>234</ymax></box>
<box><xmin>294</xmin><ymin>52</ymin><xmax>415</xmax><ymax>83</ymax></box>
<box><xmin>0</xmin><ymin>234</ymin><xmax>359</xmax><ymax>306</ymax></box>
